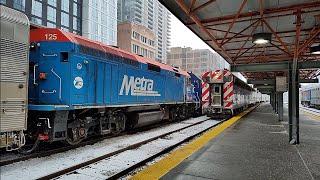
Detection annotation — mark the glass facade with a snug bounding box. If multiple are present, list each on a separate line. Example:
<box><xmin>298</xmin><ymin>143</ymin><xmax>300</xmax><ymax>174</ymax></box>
<box><xmin>31</xmin><ymin>0</ymin><xmax>42</xmax><ymax>17</ymax></box>
<box><xmin>1</xmin><ymin>0</ymin><xmax>82</xmax><ymax>35</ymax></box>
<box><xmin>82</xmin><ymin>0</ymin><xmax>117</xmax><ymax>45</ymax></box>
<box><xmin>13</xmin><ymin>0</ymin><xmax>25</xmax><ymax>11</ymax></box>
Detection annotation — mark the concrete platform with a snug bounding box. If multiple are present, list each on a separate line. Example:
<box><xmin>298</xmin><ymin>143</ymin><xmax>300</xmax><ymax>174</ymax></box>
<box><xmin>161</xmin><ymin>103</ymin><xmax>320</xmax><ymax>180</ymax></box>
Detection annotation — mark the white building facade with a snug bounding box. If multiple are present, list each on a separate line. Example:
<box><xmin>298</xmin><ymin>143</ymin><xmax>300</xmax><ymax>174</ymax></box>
<box><xmin>82</xmin><ymin>0</ymin><xmax>117</xmax><ymax>45</ymax></box>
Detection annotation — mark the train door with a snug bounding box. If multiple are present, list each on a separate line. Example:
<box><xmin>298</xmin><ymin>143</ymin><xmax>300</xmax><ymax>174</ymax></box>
<box><xmin>210</xmin><ymin>84</ymin><xmax>223</xmax><ymax>107</ymax></box>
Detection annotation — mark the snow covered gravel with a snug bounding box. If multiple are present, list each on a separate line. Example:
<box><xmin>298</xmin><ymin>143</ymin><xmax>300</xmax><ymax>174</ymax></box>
<box><xmin>56</xmin><ymin>119</ymin><xmax>220</xmax><ymax>180</ymax></box>
<box><xmin>0</xmin><ymin>116</ymin><xmax>212</xmax><ymax>180</ymax></box>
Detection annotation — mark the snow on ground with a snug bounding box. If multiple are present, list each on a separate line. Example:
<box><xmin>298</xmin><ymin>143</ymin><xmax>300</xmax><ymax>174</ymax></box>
<box><xmin>56</xmin><ymin>120</ymin><xmax>220</xmax><ymax>180</ymax></box>
<box><xmin>0</xmin><ymin>116</ymin><xmax>210</xmax><ymax>180</ymax></box>
<box><xmin>300</xmin><ymin>106</ymin><xmax>320</xmax><ymax>115</ymax></box>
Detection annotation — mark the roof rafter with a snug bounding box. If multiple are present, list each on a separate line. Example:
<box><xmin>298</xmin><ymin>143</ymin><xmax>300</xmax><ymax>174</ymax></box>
<box><xmin>175</xmin><ymin>0</ymin><xmax>233</xmax><ymax>63</ymax></box>
<box><xmin>191</xmin><ymin>0</ymin><xmax>216</xmax><ymax>14</ymax></box>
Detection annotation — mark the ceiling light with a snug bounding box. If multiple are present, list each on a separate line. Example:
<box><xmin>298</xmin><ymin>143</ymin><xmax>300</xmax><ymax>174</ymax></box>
<box><xmin>252</xmin><ymin>33</ymin><xmax>272</xmax><ymax>45</ymax></box>
<box><xmin>310</xmin><ymin>45</ymin><xmax>320</xmax><ymax>54</ymax></box>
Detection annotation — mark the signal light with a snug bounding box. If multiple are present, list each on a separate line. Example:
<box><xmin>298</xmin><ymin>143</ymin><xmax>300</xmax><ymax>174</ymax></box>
<box><xmin>39</xmin><ymin>72</ymin><xmax>47</xmax><ymax>80</ymax></box>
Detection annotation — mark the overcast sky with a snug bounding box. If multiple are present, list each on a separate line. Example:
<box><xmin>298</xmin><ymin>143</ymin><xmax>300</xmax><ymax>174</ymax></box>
<box><xmin>169</xmin><ymin>14</ymin><xmax>250</xmax><ymax>81</ymax></box>
<box><xmin>170</xmin><ymin>14</ymin><xmax>214</xmax><ymax>50</ymax></box>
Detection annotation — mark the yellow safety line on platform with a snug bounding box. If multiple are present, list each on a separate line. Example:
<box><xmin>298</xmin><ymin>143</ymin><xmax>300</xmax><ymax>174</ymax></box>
<box><xmin>130</xmin><ymin>105</ymin><xmax>259</xmax><ymax>180</ymax></box>
<box><xmin>300</xmin><ymin>109</ymin><xmax>320</xmax><ymax>121</ymax></box>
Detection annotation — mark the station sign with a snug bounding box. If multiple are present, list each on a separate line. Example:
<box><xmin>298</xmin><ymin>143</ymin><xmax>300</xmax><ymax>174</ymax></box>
<box><xmin>276</xmin><ymin>76</ymin><xmax>287</xmax><ymax>92</ymax></box>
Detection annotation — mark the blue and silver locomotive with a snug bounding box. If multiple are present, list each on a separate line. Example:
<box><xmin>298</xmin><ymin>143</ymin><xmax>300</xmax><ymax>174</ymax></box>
<box><xmin>24</xmin><ymin>28</ymin><xmax>201</xmax><ymax>146</ymax></box>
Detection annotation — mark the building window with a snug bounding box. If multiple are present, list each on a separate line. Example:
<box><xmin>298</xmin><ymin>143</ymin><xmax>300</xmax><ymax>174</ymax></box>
<box><xmin>61</xmin><ymin>12</ymin><xmax>69</xmax><ymax>27</ymax></box>
<box><xmin>47</xmin><ymin>22</ymin><xmax>56</xmax><ymax>28</ymax></box>
<box><xmin>31</xmin><ymin>17</ymin><xmax>42</xmax><ymax>25</ymax></box>
<box><xmin>47</xmin><ymin>0</ymin><xmax>56</xmax><ymax>7</ymax></box>
<box><xmin>61</xmin><ymin>0</ymin><xmax>69</xmax><ymax>12</ymax></box>
<box><xmin>13</xmin><ymin>0</ymin><xmax>25</xmax><ymax>11</ymax></box>
<box><xmin>132</xmin><ymin>44</ymin><xmax>140</xmax><ymax>54</ymax></box>
<box><xmin>141</xmin><ymin>36</ymin><xmax>147</xmax><ymax>43</ymax></box>
<box><xmin>31</xmin><ymin>0</ymin><xmax>42</xmax><ymax>17</ymax></box>
<box><xmin>47</xmin><ymin>6</ymin><xmax>56</xmax><ymax>22</ymax></box>
<box><xmin>73</xmin><ymin>3</ymin><xmax>77</xmax><ymax>16</ymax></box>
<box><xmin>132</xmin><ymin>31</ymin><xmax>140</xmax><ymax>40</ymax></box>
<box><xmin>73</xmin><ymin>17</ymin><xmax>80</xmax><ymax>31</ymax></box>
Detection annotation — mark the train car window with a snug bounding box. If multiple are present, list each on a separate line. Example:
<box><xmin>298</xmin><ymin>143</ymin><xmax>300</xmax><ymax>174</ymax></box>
<box><xmin>61</xmin><ymin>52</ymin><xmax>69</xmax><ymax>62</ymax></box>
<box><xmin>214</xmin><ymin>86</ymin><xmax>220</xmax><ymax>93</ymax></box>
<box><xmin>148</xmin><ymin>63</ymin><xmax>161</xmax><ymax>72</ymax></box>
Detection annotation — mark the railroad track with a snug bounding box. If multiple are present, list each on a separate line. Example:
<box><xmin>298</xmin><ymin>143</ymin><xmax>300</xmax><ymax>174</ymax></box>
<box><xmin>37</xmin><ymin>118</ymin><xmax>220</xmax><ymax>180</ymax></box>
<box><xmin>0</xmin><ymin>116</ymin><xmax>218</xmax><ymax>180</ymax></box>
<box><xmin>0</xmin><ymin>117</ymin><xmax>201</xmax><ymax>167</ymax></box>
<box><xmin>300</xmin><ymin>106</ymin><xmax>320</xmax><ymax>116</ymax></box>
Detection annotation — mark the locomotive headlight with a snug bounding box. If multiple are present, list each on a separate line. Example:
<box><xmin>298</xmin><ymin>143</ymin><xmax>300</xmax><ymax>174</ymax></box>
<box><xmin>74</xmin><ymin>77</ymin><xmax>83</xmax><ymax>89</ymax></box>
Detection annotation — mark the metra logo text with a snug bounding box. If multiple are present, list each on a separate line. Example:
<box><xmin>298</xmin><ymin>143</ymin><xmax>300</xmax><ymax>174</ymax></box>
<box><xmin>119</xmin><ymin>75</ymin><xmax>161</xmax><ymax>96</ymax></box>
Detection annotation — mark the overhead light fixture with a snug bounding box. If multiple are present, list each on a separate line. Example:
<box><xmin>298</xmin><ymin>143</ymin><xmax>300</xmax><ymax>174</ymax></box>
<box><xmin>252</xmin><ymin>33</ymin><xmax>272</xmax><ymax>45</ymax></box>
<box><xmin>310</xmin><ymin>44</ymin><xmax>320</xmax><ymax>54</ymax></box>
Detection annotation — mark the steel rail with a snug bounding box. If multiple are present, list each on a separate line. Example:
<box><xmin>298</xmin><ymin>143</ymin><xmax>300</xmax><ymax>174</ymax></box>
<box><xmin>0</xmin><ymin>118</ymin><xmax>198</xmax><ymax>166</ymax></box>
<box><xmin>36</xmin><ymin>118</ymin><xmax>214</xmax><ymax>180</ymax></box>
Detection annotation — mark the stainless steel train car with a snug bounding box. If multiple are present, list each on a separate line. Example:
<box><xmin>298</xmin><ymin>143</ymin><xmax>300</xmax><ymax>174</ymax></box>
<box><xmin>301</xmin><ymin>84</ymin><xmax>320</xmax><ymax>109</ymax></box>
<box><xmin>0</xmin><ymin>5</ymin><xmax>29</xmax><ymax>151</ymax></box>
<box><xmin>201</xmin><ymin>69</ymin><xmax>259</xmax><ymax>118</ymax></box>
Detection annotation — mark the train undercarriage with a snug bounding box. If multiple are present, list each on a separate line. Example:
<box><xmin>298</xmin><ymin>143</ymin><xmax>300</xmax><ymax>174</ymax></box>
<box><xmin>21</xmin><ymin>103</ymin><xmax>199</xmax><ymax>152</ymax></box>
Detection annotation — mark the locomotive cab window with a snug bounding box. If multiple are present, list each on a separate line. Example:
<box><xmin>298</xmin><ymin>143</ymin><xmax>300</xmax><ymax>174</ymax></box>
<box><xmin>61</xmin><ymin>52</ymin><xmax>69</xmax><ymax>62</ymax></box>
<box><xmin>147</xmin><ymin>63</ymin><xmax>161</xmax><ymax>72</ymax></box>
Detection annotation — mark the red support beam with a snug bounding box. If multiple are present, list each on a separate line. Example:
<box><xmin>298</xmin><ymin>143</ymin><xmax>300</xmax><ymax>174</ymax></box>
<box><xmin>186</xmin><ymin>2</ymin><xmax>320</xmax><ymax>25</ymax></box>
<box><xmin>298</xmin><ymin>28</ymin><xmax>320</xmax><ymax>55</ymax></box>
<box><xmin>203</xmin><ymin>9</ymin><xmax>320</xmax><ymax>27</ymax></box>
<box><xmin>175</xmin><ymin>0</ymin><xmax>233</xmax><ymax>63</ymax></box>
<box><xmin>191</xmin><ymin>0</ymin><xmax>216</xmax><ymax>14</ymax></box>
<box><xmin>221</xmin><ymin>19</ymin><xmax>260</xmax><ymax>45</ymax></box>
<box><xmin>189</xmin><ymin>0</ymin><xmax>197</xmax><ymax>13</ymax></box>
<box><xmin>262</xmin><ymin>19</ymin><xmax>291</xmax><ymax>54</ymax></box>
<box><xmin>206</xmin><ymin>27</ymin><xmax>245</xmax><ymax>36</ymax></box>
<box><xmin>221</xmin><ymin>0</ymin><xmax>248</xmax><ymax>45</ymax></box>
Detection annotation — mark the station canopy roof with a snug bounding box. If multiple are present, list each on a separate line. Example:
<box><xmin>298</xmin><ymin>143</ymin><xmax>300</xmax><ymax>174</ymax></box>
<box><xmin>160</xmin><ymin>0</ymin><xmax>320</xmax><ymax>80</ymax></box>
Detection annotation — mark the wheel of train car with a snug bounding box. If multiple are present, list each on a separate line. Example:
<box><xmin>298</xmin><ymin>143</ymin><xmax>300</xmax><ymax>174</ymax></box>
<box><xmin>65</xmin><ymin>127</ymin><xmax>86</xmax><ymax>145</ymax></box>
<box><xmin>65</xmin><ymin>122</ymin><xmax>85</xmax><ymax>146</ymax></box>
<box><xmin>169</xmin><ymin>108</ymin><xmax>179</xmax><ymax>121</ymax></box>
<box><xmin>110</xmin><ymin>112</ymin><xmax>126</xmax><ymax>135</ymax></box>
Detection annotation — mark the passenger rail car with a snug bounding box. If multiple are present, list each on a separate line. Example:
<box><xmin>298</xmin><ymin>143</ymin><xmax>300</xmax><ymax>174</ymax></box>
<box><xmin>201</xmin><ymin>69</ymin><xmax>258</xmax><ymax>118</ymax></box>
<box><xmin>23</xmin><ymin>28</ymin><xmax>200</xmax><ymax>147</ymax></box>
<box><xmin>301</xmin><ymin>84</ymin><xmax>320</xmax><ymax>109</ymax></box>
<box><xmin>0</xmin><ymin>5</ymin><xmax>29</xmax><ymax>151</ymax></box>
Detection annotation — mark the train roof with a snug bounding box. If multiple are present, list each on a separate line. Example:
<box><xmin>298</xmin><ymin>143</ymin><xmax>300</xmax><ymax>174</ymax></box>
<box><xmin>30</xmin><ymin>28</ymin><xmax>189</xmax><ymax>77</ymax></box>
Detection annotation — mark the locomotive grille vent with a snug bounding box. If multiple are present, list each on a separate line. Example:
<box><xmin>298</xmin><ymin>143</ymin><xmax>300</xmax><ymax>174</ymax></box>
<box><xmin>0</xmin><ymin>38</ymin><xmax>28</xmax><ymax>83</ymax></box>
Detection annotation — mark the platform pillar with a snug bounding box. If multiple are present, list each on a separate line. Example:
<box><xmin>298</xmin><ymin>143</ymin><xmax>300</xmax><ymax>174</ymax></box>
<box><xmin>278</xmin><ymin>92</ymin><xmax>283</xmax><ymax>121</ymax></box>
<box><xmin>288</xmin><ymin>70</ymin><xmax>293</xmax><ymax>142</ymax></box>
<box><xmin>288</xmin><ymin>68</ymin><xmax>300</xmax><ymax>144</ymax></box>
<box><xmin>275</xmin><ymin>92</ymin><xmax>278</xmax><ymax>114</ymax></box>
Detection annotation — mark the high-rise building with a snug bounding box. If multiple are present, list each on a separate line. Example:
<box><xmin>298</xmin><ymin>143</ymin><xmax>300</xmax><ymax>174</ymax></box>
<box><xmin>118</xmin><ymin>22</ymin><xmax>156</xmax><ymax>59</ymax></box>
<box><xmin>117</xmin><ymin>0</ymin><xmax>171</xmax><ymax>62</ymax></box>
<box><xmin>1</xmin><ymin>0</ymin><xmax>117</xmax><ymax>45</ymax></box>
<box><xmin>167</xmin><ymin>47</ymin><xmax>225</xmax><ymax>77</ymax></box>
<box><xmin>82</xmin><ymin>0</ymin><xmax>117</xmax><ymax>45</ymax></box>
